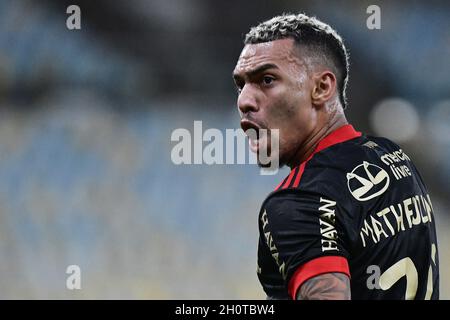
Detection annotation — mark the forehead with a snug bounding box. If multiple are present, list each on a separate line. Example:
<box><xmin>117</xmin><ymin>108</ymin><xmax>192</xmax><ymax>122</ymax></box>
<box><xmin>234</xmin><ymin>38</ymin><xmax>302</xmax><ymax>74</ymax></box>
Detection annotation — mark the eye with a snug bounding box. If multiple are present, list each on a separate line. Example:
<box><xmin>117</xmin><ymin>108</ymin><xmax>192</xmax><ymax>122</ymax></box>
<box><xmin>234</xmin><ymin>77</ymin><xmax>245</xmax><ymax>94</ymax></box>
<box><xmin>235</xmin><ymin>81</ymin><xmax>244</xmax><ymax>94</ymax></box>
<box><xmin>262</xmin><ymin>75</ymin><xmax>275</xmax><ymax>86</ymax></box>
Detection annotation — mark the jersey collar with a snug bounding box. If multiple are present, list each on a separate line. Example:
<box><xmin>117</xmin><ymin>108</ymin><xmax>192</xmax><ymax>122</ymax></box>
<box><xmin>313</xmin><ymin>124</ymin><xmax>362</xmax><ymax>155</ymax></box>
<box><xmin>274</xmin><ymin>124</ymin><xmax>361</xmax><ymax>191</ymax></box>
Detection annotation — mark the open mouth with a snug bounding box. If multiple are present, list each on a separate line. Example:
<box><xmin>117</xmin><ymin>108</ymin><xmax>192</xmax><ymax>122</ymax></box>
<box><xmin>241</xmin><ymin>119</ymin><xmax>266</xmax><ymax>153</ymax></box>
<box><xmin>240</xmin><ymin>119</ymin><xmax>261</xmax><ymax>140</ymax></box>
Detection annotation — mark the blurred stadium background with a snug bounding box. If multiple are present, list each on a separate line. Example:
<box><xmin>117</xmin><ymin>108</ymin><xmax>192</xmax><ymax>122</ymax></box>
<box><xmin>0</xmin><ymin>0</ymin><xmax>449</xmax><ymax>299</ymax></box>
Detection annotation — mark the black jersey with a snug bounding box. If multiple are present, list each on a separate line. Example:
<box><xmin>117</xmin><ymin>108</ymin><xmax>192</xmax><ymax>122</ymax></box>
<box><xmin>257</xmin><ymin>125</ymin><xmax>439</xmax><ymax>300</ymax></box>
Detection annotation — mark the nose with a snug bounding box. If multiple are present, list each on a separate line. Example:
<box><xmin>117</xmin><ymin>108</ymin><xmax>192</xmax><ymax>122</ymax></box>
<box><xmin>237</xmin><ymin>84</ymin><xmax>259</xmax><ymax>115</ymax></box>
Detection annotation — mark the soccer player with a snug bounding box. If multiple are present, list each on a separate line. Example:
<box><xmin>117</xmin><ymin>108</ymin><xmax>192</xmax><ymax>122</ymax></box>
<box><xmin>232</xmin><ymin>13</ymin><xmax>439</xmax><ymax>300</ymax></box>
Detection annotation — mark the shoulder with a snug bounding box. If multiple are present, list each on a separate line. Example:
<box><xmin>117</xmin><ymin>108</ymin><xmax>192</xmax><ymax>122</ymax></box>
<box><xmin>266</xmin><ymin>135</ymin><xmax>404</xmax><ymax>212</ymax></box>
<box><xmin>311</xmin><ymin>135</ymin><xmax>400</xmax><ymax>186</ymax></box>
<box><xmin>260</xmin><ymin>188</ymin><xmax>339</xmax><ymax>230</ymax></box>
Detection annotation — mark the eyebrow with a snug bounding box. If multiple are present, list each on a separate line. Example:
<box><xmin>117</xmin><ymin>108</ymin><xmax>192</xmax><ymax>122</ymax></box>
<box><xmin>233</xmin><ymin>63</ymin><xmax>279</xmax><ymax>82</ymax></box>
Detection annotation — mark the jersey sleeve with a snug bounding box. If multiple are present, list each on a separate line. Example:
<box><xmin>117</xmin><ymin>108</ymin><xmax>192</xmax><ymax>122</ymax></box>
<box><xmin>261</xmin><ymin>189</ymin><xmax>351</xmax><ymax>299</ymax></box>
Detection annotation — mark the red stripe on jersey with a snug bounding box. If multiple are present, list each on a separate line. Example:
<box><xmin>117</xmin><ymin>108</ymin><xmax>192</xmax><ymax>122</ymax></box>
<box><xmin>288</xmin><ymin>256</ymin><xmax>350</xmax><ymax>300</ymax></box>
<box><xmin>275</xmin><ymin>177</ymin><xmax>287</xmax><ymax>191</ymax></box>
<box><xmin>275</xmin><ymin>125</ymin><xmax>361</xmax><ymax>190</ymax></box>
<box><xmin>281</xmin><ymin>166</ymin><xmax>298</xmax><ymax>189</ymax></box>
<box><xmin>291</xmin><ymin>161</ymin><xmax>306</xmax><ymax>188</ymax></box>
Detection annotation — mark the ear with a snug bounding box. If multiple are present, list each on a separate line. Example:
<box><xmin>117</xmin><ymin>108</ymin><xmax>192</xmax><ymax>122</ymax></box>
<box><xmin>311</xmin><ymin>71</ymin><xmax>337</xmax><ymax>106</ymax></box>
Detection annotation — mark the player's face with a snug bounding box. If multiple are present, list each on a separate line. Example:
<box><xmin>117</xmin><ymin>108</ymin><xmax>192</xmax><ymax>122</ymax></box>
<box><xmin>233</xmin><ymin>38</ymin><xmax>316</xmax><ymax>168</ymax></box>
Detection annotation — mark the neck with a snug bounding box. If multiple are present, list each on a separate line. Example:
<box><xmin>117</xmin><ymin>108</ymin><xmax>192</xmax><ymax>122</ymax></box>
<box><xmin>287</xmin><ymin>113</ymin><xmax>348</xmax><ymax>169</ymax></box>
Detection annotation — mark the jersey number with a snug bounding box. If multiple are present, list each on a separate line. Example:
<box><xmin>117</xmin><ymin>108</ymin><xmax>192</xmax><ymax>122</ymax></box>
<box><xmin>379</xmin><ymin>243</ymin><xmax>437</xmax><ymax>299</ymax></box>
